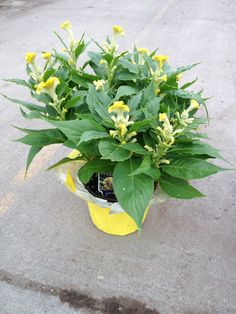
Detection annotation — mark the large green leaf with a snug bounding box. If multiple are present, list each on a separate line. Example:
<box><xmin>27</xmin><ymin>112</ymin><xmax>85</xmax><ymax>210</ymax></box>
<box><xmin>78</xmin><ymin>130</ymin><xmax>109</xmax><ymax>145</ymax></box>
<box><xmin>114</xmin><ymin>86</ymin><xmax>138</xmax><ymax>100</ymax></box>
<box><xmin>48</xmin><ymin>119</ymin><xmax>105</xmax><ymax>144</ymax></box>
<box><xmin>130</xmin><ymin>155</ymin><xmax>160</xmax><ymax>180</ymax></box>
<box><xmin>99</xmin><ymin>139</ymin><xmax>131</xmax><ymax>161</ymax></box>
<box><xmin>113</xmin><ymin>158</ymin><xmax>154</xmax><ymax>230</ymax></box>
<box><xmin>86</xmin><ymin>86</ymin><xmax>113</xmax><ymax>127</ymax></box>
<box><xmin>78</xmin><ymin>159</ymin><xmax>115</xmax><ymax>184</ymax></box>
<box><xmin>159</xmin><ymin>174</ymin><xmax>204</xmax><ymax>199</ymax></box>
<box><xmin>122</xmin><ymin>142</ymin><xmax>147</xmax><ymax>155</ymax></box>
<box><xmin>170</xmin><ymin>142</ymin><xmax>224</xmax><ymax>159</ymax></box>
<box><xmin>162</xmin><ymin>157</ymin><xmax>224</xmax><ymax>180</ymax></box>
<box><xmin>116</xmin><ymin>70</ymin><xmax>137</xmax><ymax>81</ymax></box>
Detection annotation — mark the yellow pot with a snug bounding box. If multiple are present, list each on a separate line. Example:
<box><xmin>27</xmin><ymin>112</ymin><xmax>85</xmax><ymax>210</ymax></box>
<box><xmin>87</xmin><ymin>201</ymin><xmax>149</xmax><ymax>236</ymax></box>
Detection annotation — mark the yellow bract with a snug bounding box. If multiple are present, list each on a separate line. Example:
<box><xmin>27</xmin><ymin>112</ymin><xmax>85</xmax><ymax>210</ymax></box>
<box><xmin>42</xmin><ymin>52</ymin><xmax>52</xmax><ymax>61</ymax></box>
<box><xmin>176</xmin><ymin>74</ymin><xmax>182</xmax><ymax>81</ymax></box>
<box><xmin>108</xmin><ymin>101</ymin><xmax>130</xmax><ymax>114</ymax></box>
<box><xmin>112</xmin><ymin>25</ymin><xmax>125</xmax><ymax>36</ymax></box>
<box><xmin>25</xmin><ymin>52</ymin><xmax>36</xmax><ymax>64</ymax></box>
<box><xmin>36</xmin><ymin>77</ymin><xmax>60</xmax><ymax>100</ymax></box>
<box><xmin>190</xmin><ymin>99</ymin><xmax>200</xmax><ymax>110</ymax></box>
<box><xmin>159</xmin><ymin>113</ymin><xmax>168</xmax><ymax>122</ymax></box>
<box><xmin>93</xmin><ymin>79</ymin><xmax>105</xmax><ymax>91</ymax></box>
<box><xmin>152</xmin><ymin>54</ymin><xmax>169</xmax><ymax>69</ymax></box>
<box><xmin>118</xmin><ymin>123</ymin><xmax>127</xmax><ymax>137</ymax></box>
<box><xmin>61</xmin><ymin>20</ymin><xmax>71</xmax><ymax>30</ymax></box>
<box><xmin>138</xmin><ymin>47</ymin><xmax>150</xmax><ymax>55</ymax></box>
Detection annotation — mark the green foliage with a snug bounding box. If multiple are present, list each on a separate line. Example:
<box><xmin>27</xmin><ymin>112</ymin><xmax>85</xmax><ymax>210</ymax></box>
<box><xmin>113</xmin><ymin>158</ymin><xmax>154</xmax><ymax>230</ymax></box>
<box><xmin>99</xmin><ymin>139</ymin><xmax>132</xmax><ymax>161</ymax></box>
<box><xmin>159</xmin><ymin>174</ymin><xmax>204</xmax><ymax>199</ymax></box>
<box><xmin>162</xmin><ymin>157</ymin><xmax>224</xmax><ymax>180</ymax></box>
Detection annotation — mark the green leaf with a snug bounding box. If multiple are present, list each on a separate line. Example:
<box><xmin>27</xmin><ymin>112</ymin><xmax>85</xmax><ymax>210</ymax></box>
<box><xmin>181</xmin><ymin>78</ymin><xmax>198</xmax><ymax>89</ymax></box>
<box><xmin>4</xmin><ymin>78</ymin><xmax>30</xmax><ymax>87</ymax></box>
<box><xmin>53</xmin><ymin>31</ymin><xmax>68</xmax><ymax>49</ymax></box>
<box><xmin>162</xmin><ymin>157</ymin><xmax>225</xmax><ymax>180</ymax></box>
<box><xmin>47</xmin><ymin>156</ymin><xmax>84</xmax><ymax>171</ymax></box>
<box><xmin>86</xmin><ymin>86</ymin><xmax>113</xmax><ymax>127</ymax></box>
<box><xmin>65</xmin><ymin>95</ymin><xmax>82</xmax><ymax>109</ymax></box>
<box><xmin>78</xmin><ymin>159</ymin><xmax>115</xmax><ymax>184</ymax></box>
<box><xmin>167</xmin><ymin>63</ymin><xmax>200</xmax><ymax>77</ymax></box>
<box><xmin>15</xmin><ymin>128</ymin><xmax>66</xmax><ymax>146</ymax></box>
<box><xmin>48</xmin><ymin>119</ymin><xmax>105</xmax><ymax>144</ymax></box>
<box><xmin>118</xmin><ymin>59</ymin><xmax>139</xmax><ymax>74</ymax></box>
<box><xmin>122</xmin><ymin>142</ymin><xmax>147</xmax><ymax>155</ymax></box>
<box><xmin>19</xmin><ymin>107</ymin><xmax>43</xmax><ymax>119</ymax></box>
<box><xmin>170</xmin><ymin>142</ymin><xmax>224</xmax><ymax>159</ymax></box>
<box><xmin>44</xmin><ymin>68</ymin><xmax>56</xmax><ymax>81</ymax></box>
<box><xmin>75</xmin><ymin>39</ymin><xmax>87</xmax><ymax>59</ymax></box>
<box><xmin>99</xmin><ymin>139</ymin><xmax>131</xmax><ymax>161</ymax></box>
<box><xmin>114</xmin><ymin>86</ymin><xmax>138</xmax><ymax>100</ymax></box>
<box><xmin>143</xmin><ymin>97</ymin><xmax>160</xmax><ymax>119</ymax></box>
<box><xmin>159</xmin><ymin>174</ymin><xmax>204</xmax><ymax>199</ymax></box>
<box><xmin>116</xmin><ymin>70</ymin><xmax>137</xmax><ymax>81</ymax></box>
<box><xmin>1</xmin><ymin>94</ymin><xmax>46</xmax><ymax>113</ymax></box>
<box><xmin>78</xmin><ymin>130</ymin><xmax>109</xmax><ymax>145</ymax></box>
<box><xmin>128</xmin><ymin>92</ymin><xmax>142</xmax><ymax>113</ymax></box>
<box><xmin>130</xmin><ymin>155</ymin><xmax>161</xmax><ymax>180</ymax></box>
<box><xmin>25</xmin><ymin>146</ymin><xmax>43</xmax><ymax>177</ymax></box>
<box><xmin>168</xmin><ymin>89</ymin><xmax>204</xmax><ymax>103</ymax></box>
<box><xmin>113</xmin><ymin>158</ymin><xmax>154</xmax><ymax>230</ymax></box>
<box><xmin>129</xmin><ymin>119</ymin><xmax>151</xmax><ymax>132</ymax></box>
<box><xmin>70</xmin><ymin>70</ymin><xmax>89</xmax><ymax>88</ymax></box>
<box><xmin>142</xmin><ymin>81</ymin><xmax>156</xmax><ymax>103</ymax></box>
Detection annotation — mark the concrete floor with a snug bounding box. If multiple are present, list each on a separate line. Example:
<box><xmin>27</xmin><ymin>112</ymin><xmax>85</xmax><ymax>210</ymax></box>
<box><xmin>0</xmin><ymin>0</ymin><xmax>236</xmax><ymax>313</ymax></box>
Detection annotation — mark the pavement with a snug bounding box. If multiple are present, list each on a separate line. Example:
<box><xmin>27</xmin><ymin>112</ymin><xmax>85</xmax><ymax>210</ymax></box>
<box><xmin>0</xmin><ymin>0</ymin><xmax>236</xmax><ymax>313</ymax></box>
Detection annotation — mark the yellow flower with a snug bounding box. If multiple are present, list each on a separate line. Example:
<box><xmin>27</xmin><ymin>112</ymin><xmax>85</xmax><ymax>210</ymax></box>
<box><xmin>176</xmin><ymin>74</ymin><xmax>182</xmax><ymax>81</ymax></box>
<box><xmin>138</xmin><ymin>47</ymin><xmax>150</xmax><ymax>55</ymax></box>
<box><xmin>118</xmin><ymin>123</ymin><xmax>128</xmax><ymax>137</ymax></box>
<box><xmin>61</xmin><ymin>20</ymin><xmax>71</xmax><ymax>30</ymax></box>
<box><xmin>190</xmin><ymin>99</ymin><xmax>200</xmax><ymax>110</ymax></box>
<box><xmin>159</xmin><ymin>113</ymin><xmax>168</xmax><ymax>122</ymax></box>
<box><xmin>25</xmin><ymin>52</ymin><xmax>36</xmax><ymax>64</ymax></box>
<box><xmin>152</xmin><ymin>55</ymin><xmax>169</xmax><ymax>69</ymax></box>
<box><xmin>99</xmin><ymin>59</ymin><xmax>107</xmax><ymax>65</ymax></box>
<box><xmin>108</xmin><ymin>101</ymin><xmax>130</xmax><ymax>114</ymax></box>
<box><xmin>159</xmin><ymin>74</ymin><xmax>167</xmax><ymax>82</ymax></box>
<box><xmin>155</xmin><ymin>88</ymin><xmax>160</xmax><ymax>95</ymax></box>
<box><xmin>109</xmin><ymin>130</ymin><xmax>118</xmax><ymax>138</ymax></box>
<box><xmin>36</xmin><ymin>77</ymin><xmax>60</xmax><ymax>100</ymax></box>
<box><xmin>112</xmin><ymin>25</ymin><xmax>125</xmax><ymax>36</ymax></box>
<box><xmin>93</xmin><ymin>79</ymin><xmax>105</xmax><ymax>91</ymax></box>
<box><xmin>41</xmin><ymin>52</ymin><xmax>52</xmax><ymax>61</ymax></box>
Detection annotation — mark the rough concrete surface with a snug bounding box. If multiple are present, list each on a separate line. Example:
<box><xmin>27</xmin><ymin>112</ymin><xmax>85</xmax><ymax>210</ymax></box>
<box><xmin>0</xmin><ymin>0</ymin><xmax>236</xmax><ymax>313</ymax></box>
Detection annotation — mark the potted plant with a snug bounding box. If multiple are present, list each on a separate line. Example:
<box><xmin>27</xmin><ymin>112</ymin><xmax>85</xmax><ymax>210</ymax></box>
<box><xmin>2</xmin><ymin>21</ymin><xmax>228</xmax><ymax>235</ymax></box>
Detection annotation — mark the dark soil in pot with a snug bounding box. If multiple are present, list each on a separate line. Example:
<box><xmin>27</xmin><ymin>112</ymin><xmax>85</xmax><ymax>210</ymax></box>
<box><xmin>84</xmin><ymin>173</ymin><xmax>117</xmax><ymax>203</ymax></box>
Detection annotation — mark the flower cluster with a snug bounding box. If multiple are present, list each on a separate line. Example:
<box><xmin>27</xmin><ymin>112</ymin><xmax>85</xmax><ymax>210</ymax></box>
<box><xmin>108</xmin><ymin>101</ymin><xmax>136</xmax><ymax>144</ymax></box>
<box><xmin>145</xmin><ymin>100</ymin><xmax>200</xmax><ymax>166</ymax></box>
